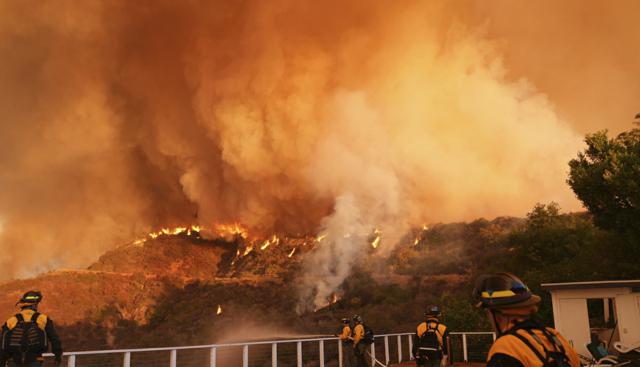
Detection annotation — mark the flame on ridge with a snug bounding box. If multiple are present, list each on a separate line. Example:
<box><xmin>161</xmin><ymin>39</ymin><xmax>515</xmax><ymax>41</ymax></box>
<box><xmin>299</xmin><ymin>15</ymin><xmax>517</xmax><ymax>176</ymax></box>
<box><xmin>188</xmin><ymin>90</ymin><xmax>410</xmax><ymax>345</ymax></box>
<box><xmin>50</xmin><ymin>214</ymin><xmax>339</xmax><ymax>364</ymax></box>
<box><xmin>313</xmin><ymin>292</ymin><xmax>340</xmax><ymax>312</ymax></box>
<box><xmin>132</xmin><ymin>224</ymin><xmax>203</xmax><ymax>246</ymax></box>
<box><xmin>215</xmin><ymin>223</ymin><xmax>248</xmax><ymax>239</ymax></box>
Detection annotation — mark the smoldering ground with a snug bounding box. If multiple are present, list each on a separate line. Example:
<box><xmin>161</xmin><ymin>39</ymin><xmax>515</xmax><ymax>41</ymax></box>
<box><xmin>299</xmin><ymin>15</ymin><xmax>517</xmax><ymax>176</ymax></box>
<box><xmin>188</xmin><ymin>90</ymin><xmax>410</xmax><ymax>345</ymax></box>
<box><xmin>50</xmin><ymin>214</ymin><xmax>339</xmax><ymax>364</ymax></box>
<box><xmin>1</xmin><ymin>0</ymin><xmax>638</xmax><ymax>307</ymax></box>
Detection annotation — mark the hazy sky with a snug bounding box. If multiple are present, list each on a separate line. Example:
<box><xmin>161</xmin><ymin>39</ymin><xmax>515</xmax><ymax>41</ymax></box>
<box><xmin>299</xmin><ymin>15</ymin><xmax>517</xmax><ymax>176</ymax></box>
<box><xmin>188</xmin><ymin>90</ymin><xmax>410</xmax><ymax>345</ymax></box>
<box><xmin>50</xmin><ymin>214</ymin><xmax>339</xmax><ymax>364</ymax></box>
<box><xmin>459</xmin><ymin>0</ymin><xmax>640</xmax><ymax>134</ymax></box>
<box><xmin>0</xmin><ymin>0</ymin><xmax>637</xmax><ymax>278</ymax></box>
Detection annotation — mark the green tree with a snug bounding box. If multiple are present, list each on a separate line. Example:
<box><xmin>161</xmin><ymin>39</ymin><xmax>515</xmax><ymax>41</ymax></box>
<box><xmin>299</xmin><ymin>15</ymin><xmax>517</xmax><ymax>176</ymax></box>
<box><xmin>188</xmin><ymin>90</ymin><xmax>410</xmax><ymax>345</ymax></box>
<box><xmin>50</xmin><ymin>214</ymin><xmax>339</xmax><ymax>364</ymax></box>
<box><xmin>568</xmin><ymin>121</ymin><xmax>640</xmax><ymax>269</ymax></box>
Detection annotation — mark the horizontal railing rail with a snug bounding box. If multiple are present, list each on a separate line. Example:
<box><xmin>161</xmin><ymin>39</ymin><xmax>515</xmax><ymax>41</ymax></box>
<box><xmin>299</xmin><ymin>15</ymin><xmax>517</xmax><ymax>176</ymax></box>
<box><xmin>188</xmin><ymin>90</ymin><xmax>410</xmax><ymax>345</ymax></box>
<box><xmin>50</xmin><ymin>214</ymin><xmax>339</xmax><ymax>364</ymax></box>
<box><xmin>41</xmin><ymin>331</ymin><xmax>495</xmax><ymax>367</ymax></box>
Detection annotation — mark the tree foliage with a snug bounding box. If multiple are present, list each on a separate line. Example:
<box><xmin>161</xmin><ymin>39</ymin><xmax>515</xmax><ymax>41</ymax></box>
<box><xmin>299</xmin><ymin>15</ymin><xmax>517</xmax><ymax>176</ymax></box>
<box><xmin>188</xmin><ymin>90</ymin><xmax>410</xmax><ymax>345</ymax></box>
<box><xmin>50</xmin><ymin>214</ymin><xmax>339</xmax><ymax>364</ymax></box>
<box><xmin>568</xmin><ymin>127</ymin><xmax>640</xmax><ymax>246</ymax></box>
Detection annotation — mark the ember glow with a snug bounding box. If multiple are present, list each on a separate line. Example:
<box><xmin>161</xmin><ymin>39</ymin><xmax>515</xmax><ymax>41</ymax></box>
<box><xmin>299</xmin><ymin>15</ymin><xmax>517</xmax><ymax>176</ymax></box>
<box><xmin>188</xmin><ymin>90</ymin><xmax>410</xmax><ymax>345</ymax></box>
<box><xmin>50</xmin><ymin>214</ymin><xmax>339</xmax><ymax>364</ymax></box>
<box><xmin>371</xmin><ymin>236</ymin><xmax>381</xmax><ymax>249</ymax></box>
<box><xmin>1</xmin><ymin>0</ymin><xmax>638</xmax><ymax>289</ymax></box>
<box><xmin>131</xmin><ymin>225</ymin><xmax>203</xmax><ymax>246</ymax></box>
<box><xmin>215</xmin><ymin>224</ymin><xmax>248</xmax><ymax>240</ymax></box>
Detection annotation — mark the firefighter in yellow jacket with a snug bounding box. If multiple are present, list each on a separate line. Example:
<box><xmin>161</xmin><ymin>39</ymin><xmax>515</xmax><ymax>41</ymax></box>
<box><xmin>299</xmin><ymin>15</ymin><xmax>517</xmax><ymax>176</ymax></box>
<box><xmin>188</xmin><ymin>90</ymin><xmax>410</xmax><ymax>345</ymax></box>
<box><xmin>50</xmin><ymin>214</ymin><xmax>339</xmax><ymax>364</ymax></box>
<box><xmin>473</xmin><ymin>273</ymin><xmax>580</xmax><ymax>367</ymax></box>
<box><xmin>338</xmin><ymin>318</ymin><xmax>353</xmax><ymax>367</ymax></box>
<box><xmin>413</xmin><ymin>305</ymin><xmax>449</xmax><ymax>367</ymax></box>
<box><xmin>0</xmin><ymin>291</ymin><xmax>63</xmax><ymax>367</ymax></box>
<box><xmin>351</xmin><ymin>315</ymin><xmax>368</xmax><ymax>367</ymax></box>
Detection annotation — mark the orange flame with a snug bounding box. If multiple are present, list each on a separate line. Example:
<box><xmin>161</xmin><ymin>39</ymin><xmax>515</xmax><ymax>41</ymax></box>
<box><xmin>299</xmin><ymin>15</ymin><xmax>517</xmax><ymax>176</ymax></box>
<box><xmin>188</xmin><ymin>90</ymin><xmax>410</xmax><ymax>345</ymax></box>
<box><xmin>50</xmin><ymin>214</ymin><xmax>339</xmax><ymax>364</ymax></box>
<box><xmin>288</xmin><ymin>247</ymin><xmax>296</xmax><ymax>258</ymax></box>
<box><xmin>260</xmin><ymin>239</ymin><xmax>271</xmax><ymax>250</ymax></box>
<box><xmin>242</xmin><ymin>245</ymin><xmax>254</xmax><ymax>256</ymax></box>
<box><xmin>216</xmin><ymin>305</ymin><xmax>223</xmax><ymax>315</ymax></box>
<box><xmin>131</xmin><ymin>225</ymin><xmax>202</xmax><ymax>245</ymax></box>
<box><xmin>215</xmin><ymin>223</ymin><xmax>248</xmax><ymax>239</ymax></box>
<box><xmin>231</xmin><ymin>249</ymin><xmax>241</xmax><ymax>265</ymax></box>
<box><xmin>371</xmin><ymin>236</ymin><xmax>381</xmax><ymax>249</ymax></box>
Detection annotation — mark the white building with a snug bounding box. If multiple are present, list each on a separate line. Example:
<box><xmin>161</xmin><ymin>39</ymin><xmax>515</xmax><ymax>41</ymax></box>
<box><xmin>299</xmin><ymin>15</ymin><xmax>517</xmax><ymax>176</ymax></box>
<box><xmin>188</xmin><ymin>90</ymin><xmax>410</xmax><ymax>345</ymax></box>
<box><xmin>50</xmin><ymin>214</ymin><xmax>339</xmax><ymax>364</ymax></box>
<box><xmin>541</xmin><ymin>280</ymin><xmax>640</xmax><ymax>357</ymax></box>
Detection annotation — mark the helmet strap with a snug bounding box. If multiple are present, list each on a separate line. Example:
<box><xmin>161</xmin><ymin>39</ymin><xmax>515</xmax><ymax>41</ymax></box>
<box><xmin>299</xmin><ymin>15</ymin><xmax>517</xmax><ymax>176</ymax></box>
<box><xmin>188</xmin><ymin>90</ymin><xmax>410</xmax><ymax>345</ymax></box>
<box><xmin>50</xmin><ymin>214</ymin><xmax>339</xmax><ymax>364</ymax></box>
<box><xmin>489</xmin><ymin>309</ymin><xmax>504</xmax><ymax>336</ymax></box>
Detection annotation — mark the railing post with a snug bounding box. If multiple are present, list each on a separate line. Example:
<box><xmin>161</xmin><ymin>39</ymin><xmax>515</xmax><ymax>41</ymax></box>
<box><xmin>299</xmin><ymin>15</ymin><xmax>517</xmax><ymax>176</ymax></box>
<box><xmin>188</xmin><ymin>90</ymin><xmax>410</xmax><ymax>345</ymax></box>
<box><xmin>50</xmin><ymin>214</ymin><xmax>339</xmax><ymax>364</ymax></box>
<box><xmin>50</xmin><ymin>331</ymin><xmax>494</xmax><ymax>367</ymax></box>
<box><xmin>408</xmin><ymin>334</ymin><xmax>414</xmax><ymax>360</ymax></box>
<box><xmin>397</xmin><ymin>335</ymin><xmax>402</xmax><ymax>362</ymax></box>
<box><xmin>370</xmin><ymin>342</ymin><xmax>376</xmax><ymax>367</ymax></box>
<box><xmin>243</xmin><ymin>345</ymin><xmax>249</xmax><ymax>367</ymax></box>
<box><xmin>384</xmin><ymin>336</ymin><xmax>390</xmax><ymax>364</ymax></box>
<box><xmin>272</xmin><ymin>343</ymin><xmax>277</xmax><ymax>367</ymax></box>
<box><xmin>210</xmin><ymin>347</ymin><xmax>217</xmax><ymax>367</ymax></box>
<box><xmin>462</xmin><ymin>333</ymin><xmax>468</xmax><ymax>362</ymax></box>
<box><xmin>123</xmin><ymin>351</ymin><xmax>131</xmax><ymax>367</ymax></box>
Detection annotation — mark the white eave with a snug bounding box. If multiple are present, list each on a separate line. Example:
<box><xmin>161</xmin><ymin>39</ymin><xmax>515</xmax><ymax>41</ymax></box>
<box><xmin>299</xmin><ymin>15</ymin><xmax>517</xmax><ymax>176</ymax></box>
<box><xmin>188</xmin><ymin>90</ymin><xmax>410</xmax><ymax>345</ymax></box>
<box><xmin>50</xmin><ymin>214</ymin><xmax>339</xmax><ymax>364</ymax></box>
<box><xmin>541</xmin><ymin>279</ymin><xmax>640</xmax><ymax>291</ymax></box>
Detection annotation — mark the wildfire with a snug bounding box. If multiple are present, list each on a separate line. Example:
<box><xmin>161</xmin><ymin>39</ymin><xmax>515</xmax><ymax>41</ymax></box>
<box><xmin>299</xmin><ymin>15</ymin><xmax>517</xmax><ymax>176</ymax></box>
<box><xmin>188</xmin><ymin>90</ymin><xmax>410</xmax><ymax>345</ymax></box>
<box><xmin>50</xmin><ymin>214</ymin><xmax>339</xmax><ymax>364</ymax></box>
<box><xmin>242</xmin><ymin>245</ymin><xmax>254</xmax><ymax>256</ymax></box>
<box><xmin>216</xmin><ymin>305</ymin><xmax>223</xmax><ymax>315</ymax></box>
<box><xmin>131</xmin><ymin>225</ymin><xmax>202</xmax><ymax>245</ymax></box>
<box><xmin>316</xmin><ymin>234</ymin><xmax>327</xmax><ymax>242</ymax></box>
<box><xmin>260</xmin><ymin>235</ymin><xmax>280</xmax><ymax>251</ymax></box>
<box><xmin>187</xmin><ymin>225</ymin><xmax>201</xmax><ymax>235</ymax></box>
<box><xmin>314</xmin><ymin>293</ymin><xmax>340</xmax><ymax>312</ymax></box>
<box><xmin>215</xmin><ymin>223</ymin><xmax>248</xmax><ymax>239</ymax></box>
<box><xmin>260</xmin><ymin>239</ymin><xmax>271</xmax><ymax>250</ymax></box>
<box><xmin>371</xmin><ymin>228</ymin><xmax>382</xmax><ymax>248</ymax></box>
<box><xmin>288</xmin><ymin>247</ymin><xmax>296</xmax><ymax>258</ymax></box>
<box><xmin>371</xmin><ymin>236</ymin><xmax>381</xmax><ymax>248</ymax></box>
<box><xmin>230</xmin><ymin>249</ymin><xmax>241</xmax><ymax>265</ymax></box>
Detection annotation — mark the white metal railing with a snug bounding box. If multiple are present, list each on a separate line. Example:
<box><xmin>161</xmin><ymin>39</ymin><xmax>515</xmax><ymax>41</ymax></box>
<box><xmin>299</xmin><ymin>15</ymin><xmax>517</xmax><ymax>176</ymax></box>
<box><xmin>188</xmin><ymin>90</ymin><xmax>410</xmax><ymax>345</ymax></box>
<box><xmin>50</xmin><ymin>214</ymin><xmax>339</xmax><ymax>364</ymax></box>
<box><xmin>42</xmin><ymin>331</ymin><xmax>495</xmax><ymax>367</ymax></box>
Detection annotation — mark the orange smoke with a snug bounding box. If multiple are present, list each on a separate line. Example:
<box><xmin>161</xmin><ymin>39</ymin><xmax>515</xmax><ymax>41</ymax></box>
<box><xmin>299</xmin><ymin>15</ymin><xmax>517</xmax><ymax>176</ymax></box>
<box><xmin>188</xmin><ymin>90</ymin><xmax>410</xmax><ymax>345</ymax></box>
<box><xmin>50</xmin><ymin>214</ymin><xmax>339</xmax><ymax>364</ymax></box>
<box><xmin>0</xmin><ymin>0</ymin><xmax>636</xmax><ymax>279</ymax></box>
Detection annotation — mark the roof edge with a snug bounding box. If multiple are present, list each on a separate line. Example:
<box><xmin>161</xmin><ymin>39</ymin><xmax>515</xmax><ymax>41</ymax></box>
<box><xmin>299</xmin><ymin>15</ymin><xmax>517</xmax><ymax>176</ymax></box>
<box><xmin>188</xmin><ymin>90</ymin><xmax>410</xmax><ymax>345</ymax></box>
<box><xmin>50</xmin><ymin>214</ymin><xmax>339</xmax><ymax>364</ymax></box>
<box><xmin>541</xmin><ymin>280</ymin><xmax>640</xmax><ymax>291</ymax></box>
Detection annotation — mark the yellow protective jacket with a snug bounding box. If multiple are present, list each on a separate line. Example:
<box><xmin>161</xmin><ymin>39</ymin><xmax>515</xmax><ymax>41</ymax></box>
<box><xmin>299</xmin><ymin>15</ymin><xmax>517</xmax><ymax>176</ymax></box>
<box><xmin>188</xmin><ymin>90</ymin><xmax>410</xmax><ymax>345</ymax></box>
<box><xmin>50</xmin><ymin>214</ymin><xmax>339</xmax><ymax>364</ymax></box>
<box><xmin>352</xmin><ymin>324</ymin><xmax>365</xmax><ymax>345</ymax></box>
<box><xmin>339</xmin><ymin>325</ymin><xmax>351</xmax><ymax>342</ymax></box>
<box><xmin>5</xmin><ymin>309</ymin><xmax>48</xmax><ymax>331</ymax></box>
<box><xmin>416</xmin><ymin>318</ymin><xmax>449</xmax><ymax>354</ymax></box>
<box><xmin>487</xmin><ymin>323</ymin><xmax>581</xmax><ymax>367</ymax></box>
<box><xmin>1</xmin><ymin>308</ymin><xmax>63</xmax><ymax>364</ymax></box>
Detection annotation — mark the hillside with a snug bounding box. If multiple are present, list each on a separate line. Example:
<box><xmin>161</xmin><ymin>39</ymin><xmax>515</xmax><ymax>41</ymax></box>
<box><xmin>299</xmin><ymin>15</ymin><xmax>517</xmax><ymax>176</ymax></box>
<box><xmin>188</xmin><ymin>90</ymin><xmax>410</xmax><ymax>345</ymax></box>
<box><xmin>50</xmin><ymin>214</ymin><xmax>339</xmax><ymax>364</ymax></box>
<box><xmin>0</xmin><ymin>216</ymin><xmax>530</xmax><ymax>350</ymax></box>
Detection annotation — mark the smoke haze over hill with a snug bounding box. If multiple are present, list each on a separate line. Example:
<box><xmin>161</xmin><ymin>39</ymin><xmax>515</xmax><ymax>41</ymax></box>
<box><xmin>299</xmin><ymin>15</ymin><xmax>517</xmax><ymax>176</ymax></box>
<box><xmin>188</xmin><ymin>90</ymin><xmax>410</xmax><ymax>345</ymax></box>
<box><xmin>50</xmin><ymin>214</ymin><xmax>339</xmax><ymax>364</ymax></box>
<box><xmin>0</xmin><ymin>0</ymin><xmax>638</xmax><ymax>281</ymax></box>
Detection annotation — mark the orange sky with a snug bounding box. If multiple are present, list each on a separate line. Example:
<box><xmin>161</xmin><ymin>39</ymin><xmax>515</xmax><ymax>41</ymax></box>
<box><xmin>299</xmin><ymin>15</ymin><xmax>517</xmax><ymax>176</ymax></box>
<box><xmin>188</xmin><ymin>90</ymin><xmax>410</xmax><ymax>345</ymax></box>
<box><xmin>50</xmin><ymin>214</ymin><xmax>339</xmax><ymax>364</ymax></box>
<box><xmin>457</xmin><ymin>0</ymin><xmax>640</xmax><ymax>134</ymax></box>
<box><xmin>0</xmin><ymin>0</ymin><xmax>637</xmax><ymax>278</ymax></box>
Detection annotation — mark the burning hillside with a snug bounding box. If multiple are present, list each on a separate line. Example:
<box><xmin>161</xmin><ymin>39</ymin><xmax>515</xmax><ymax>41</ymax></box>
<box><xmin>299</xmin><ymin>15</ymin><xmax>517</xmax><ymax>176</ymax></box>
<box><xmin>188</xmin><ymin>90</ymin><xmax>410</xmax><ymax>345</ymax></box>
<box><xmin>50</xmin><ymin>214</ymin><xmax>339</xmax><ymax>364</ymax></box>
<box><xmin>0</xmin><ymin>215</ymin><xmax>525</xmax><ymax>350</ymax></box>
<box><xmin>93</xmin><ymin>223</ymin><xmax>393</xmax><ymax>280</ymax></box>
<box><xmin>0</xmin><ymin>0</ymin><xmax>615</xmax><ymax>285</ymax></box>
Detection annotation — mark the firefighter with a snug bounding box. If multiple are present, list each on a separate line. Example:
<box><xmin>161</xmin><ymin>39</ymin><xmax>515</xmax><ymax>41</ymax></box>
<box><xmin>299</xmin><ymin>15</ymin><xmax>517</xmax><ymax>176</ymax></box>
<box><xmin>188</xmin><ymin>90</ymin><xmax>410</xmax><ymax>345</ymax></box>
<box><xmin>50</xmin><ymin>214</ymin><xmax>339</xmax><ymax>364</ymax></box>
<box><xmin>338</xmin><ymin>317</ymin><xmax>353</xmax><ymax>367</ymax></box>
<box><xmin>473</xmin><ymin>273</ymin><xmax>581</xmax><ymax>367</ymax></box>
<box><xmin>351</xmin><ymin>315</ymin><xmax>368</xmax><ymax>367</ymax></box>
<box><xmin>413</xmin><ymin>305</ymin><xmax>449</xmax><ymax>367</ymax></box>
<box><xmin>1</xmin><ymin>291</ymin><xmax>63</xmax><ymax>367</ymax></box>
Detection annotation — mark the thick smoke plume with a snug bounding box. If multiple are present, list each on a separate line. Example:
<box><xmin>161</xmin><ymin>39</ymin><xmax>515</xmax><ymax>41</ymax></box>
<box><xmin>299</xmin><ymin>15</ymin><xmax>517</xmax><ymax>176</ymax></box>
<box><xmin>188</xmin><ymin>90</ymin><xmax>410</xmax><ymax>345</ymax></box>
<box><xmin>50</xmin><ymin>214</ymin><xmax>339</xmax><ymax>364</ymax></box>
<box><xmin>1</xmin><ymin>0</ymin><xmax>636</xmax><ymax>290</ymax></box>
